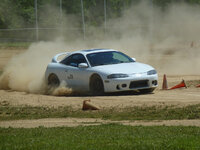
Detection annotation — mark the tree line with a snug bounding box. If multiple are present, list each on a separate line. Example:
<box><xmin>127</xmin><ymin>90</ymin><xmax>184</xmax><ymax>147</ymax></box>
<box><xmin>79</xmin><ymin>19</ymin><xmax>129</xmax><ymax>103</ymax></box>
<box><xmin>0</xmin><ymin>0</ymin><xmax>200</xmax><ymax>29</ymax></box>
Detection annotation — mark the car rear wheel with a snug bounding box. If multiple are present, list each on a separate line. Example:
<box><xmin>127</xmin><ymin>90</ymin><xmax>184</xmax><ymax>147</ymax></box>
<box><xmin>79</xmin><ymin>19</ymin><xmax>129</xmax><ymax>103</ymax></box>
<box><xmin>48</xmin><ymin>74</ymin><xmax>60</xmax><ymax>88</ymax></box>
<box><xmin>90</xmin><ymin>74</ymin><xmax>104</xmax><ymax>95</ymax></box>
<box><xmin>139</xmin><ymin>88</ymin><xmax>155</xmax><ymax>94</ymax></box>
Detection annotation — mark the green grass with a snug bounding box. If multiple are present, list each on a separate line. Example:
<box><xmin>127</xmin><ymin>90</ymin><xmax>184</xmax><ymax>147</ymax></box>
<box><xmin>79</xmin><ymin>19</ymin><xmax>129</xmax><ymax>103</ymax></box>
<box><xmin>1</xmin><ymin>104</ymin><xmax>200</xmax><ymax>121</ymax></box>
<box><xmin>0</xmin><ymin>42</ymin><xmax>31</xmax><ymax>48</ymax></box>
<box><xmin>0</xmin><ymin>124</ymin><xmax>200</xmax><ymax>150</ymax></box>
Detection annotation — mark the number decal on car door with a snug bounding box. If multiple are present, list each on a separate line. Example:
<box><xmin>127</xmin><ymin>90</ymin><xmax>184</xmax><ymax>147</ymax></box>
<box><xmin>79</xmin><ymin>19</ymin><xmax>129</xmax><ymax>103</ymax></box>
<box><xmin>67</xmin><ymin>74</ymin><xmax>73</xmax><ymax>79</ymax></box>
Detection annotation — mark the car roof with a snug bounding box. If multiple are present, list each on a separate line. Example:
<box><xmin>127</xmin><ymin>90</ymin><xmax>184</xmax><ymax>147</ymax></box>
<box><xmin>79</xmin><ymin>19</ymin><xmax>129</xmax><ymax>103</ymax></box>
<box><xmin>70</xmin><ymin>48</ymin><xmax>118</xmax><ymax>55</ymax></box>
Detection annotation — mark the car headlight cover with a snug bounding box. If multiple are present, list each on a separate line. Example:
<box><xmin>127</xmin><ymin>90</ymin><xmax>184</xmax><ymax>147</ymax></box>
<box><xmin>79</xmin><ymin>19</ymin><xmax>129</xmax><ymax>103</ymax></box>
<box><xmin>107</xmin><ymin>74</ymin><xmax>129</xmax><ymax>79</ymax></box>
<box><xmin>147</xmin><ymin>69</ymin><xmax>157</xmax><ymax>75</ymax></box>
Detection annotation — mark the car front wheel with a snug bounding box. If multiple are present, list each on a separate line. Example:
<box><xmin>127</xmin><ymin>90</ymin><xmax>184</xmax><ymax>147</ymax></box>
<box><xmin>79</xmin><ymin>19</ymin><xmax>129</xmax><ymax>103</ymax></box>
<box><xmin>48</xmin><ymin>74</ymin><xmax>60</xmax><ymax>88</ymax></box>
<box><xmin>89</xmin><ymin>74</ymin><xmax>104</xmax><ymax>96</ymax></box>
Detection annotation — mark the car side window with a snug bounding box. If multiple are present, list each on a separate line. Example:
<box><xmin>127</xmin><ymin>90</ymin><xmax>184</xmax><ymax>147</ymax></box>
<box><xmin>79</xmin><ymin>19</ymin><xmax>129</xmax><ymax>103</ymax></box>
<box><xmin>113</xmin><ymin>52</ymin><xmax>132</xmax><ymax>62</ymax></box>
<box><xmin>61</xmin><ymin>54</ymin><xmax>87</xmax><ymax>67</ymax></box>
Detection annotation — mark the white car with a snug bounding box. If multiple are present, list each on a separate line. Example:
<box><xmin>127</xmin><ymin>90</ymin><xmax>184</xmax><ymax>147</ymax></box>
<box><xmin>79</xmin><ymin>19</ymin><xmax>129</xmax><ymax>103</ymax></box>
<box><xmin>45</xmin><ymin>49</ymin><xmax>158</xmax><ymax>95</ymax></box>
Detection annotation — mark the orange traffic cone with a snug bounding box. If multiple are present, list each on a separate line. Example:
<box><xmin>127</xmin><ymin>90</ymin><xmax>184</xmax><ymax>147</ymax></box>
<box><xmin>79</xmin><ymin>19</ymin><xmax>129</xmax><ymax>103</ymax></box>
<box><xmin>170</xmin><ymin>80</ymin><xmax>187</xmax><ymax>90</ymax></box>
<box><xmin>162</xmin><ymin>74</ymin><xmax>168</xmax><ymax>90</ymax></box>
<box><xmin>196</xmin><ymin>84</ymin><xmax>200</xmax><ymax>88</ymax></box>
<box><xmin>82</xmin><ymin>100</ymin><xmax>100</xmax><ymax>111</ymax></box>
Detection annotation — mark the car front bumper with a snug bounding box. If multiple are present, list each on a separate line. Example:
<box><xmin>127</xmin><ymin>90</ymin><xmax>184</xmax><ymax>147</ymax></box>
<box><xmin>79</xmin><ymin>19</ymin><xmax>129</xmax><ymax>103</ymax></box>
<box><xmin>103</xmin><ymin>74</ymin><xmax>158</xmax><ymax>93</ymax></box>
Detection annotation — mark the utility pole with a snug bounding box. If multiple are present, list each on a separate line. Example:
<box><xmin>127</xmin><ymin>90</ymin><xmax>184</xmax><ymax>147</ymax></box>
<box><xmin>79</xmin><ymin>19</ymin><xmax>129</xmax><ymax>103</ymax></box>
<box><xmin>104</xmin><ymin>0</ymin><xmax>107</xmax><ymax>35</ymax></box>
<box><xmin>60</xmin><ymin>0</ymin><xmax>63</xmax><ymax>36</ymax></box>
<box><xmin>60</xmin><ymin>0</ymin><xmax>62</xmax><ymax>19</ymax></box>
<box><xmin>81</xmin><ymin>0</ymin><xmax>85</xmax><ymax>40</ymax></box>
<box><xmin>149</xmin><ymin>0</ymin><xmax>154</xmax><ymax>44</ymax></box>
<box><xmin>34</xmin><ymin>0</ymin><xmax>38</xmax><ymax>41</ymax></box>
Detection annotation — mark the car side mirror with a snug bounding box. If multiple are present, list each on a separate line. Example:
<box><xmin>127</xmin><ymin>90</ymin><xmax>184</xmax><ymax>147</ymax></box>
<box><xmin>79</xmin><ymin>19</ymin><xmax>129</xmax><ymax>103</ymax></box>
<box><xmin>78</xmin><ymin>63</ymin><xmax>88</xmax><ymax>68</ymax></box>
<box><xmin>132</xmin><ymin>58</ymin><xmax>136</xmax><ymax>61</ymax></box>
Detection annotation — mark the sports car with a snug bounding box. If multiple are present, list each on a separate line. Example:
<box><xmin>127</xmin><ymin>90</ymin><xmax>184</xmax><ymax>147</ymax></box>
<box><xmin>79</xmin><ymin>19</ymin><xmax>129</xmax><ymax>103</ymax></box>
<box><xmin>45</xmin><ymin>49</ymin><xmax>158</xmax><ymax>95</ymax></box>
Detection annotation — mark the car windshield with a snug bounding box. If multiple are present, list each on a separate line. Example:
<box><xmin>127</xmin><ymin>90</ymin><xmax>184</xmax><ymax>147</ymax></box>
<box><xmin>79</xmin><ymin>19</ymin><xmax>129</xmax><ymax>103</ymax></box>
<box><xmin>86</xmin><ymin>51</ymin><xmax>134</xmax><ymax>67</ymax></box>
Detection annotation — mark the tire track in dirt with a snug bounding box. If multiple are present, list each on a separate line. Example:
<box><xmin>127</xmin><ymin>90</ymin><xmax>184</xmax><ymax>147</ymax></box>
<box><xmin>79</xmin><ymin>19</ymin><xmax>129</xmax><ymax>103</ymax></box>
<box><xmin>1</xmin><ymin>118</ymin><xmax>200</xmax><ymax>128</ymax></box>
<box><xmin>1</xmin><ymin>86</ymin><xmax>200</xmax><ymax>109</ymax></box>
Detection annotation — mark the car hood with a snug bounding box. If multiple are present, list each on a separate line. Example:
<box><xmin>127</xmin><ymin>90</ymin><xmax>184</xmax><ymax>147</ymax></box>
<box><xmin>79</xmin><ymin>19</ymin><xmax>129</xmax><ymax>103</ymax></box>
<box><xmin>92</xmin><ymin>62</ymin><xmax>155</xmax><ymax>75</ymax></box>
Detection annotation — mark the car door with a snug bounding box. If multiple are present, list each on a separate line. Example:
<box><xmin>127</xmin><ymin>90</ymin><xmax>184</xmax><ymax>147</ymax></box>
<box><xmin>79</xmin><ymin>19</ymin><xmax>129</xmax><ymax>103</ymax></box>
<box><xmin>60</xmin><ymin>53</ymin><xmax>90</xmax><ymax>91</ymax></box>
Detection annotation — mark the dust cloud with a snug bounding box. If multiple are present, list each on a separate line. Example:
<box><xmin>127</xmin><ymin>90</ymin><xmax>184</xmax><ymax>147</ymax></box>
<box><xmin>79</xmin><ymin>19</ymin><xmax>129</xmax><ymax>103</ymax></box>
<box><xmin>48</xmin><ymin>81</ymin><xmax>73</xmax><ymax>96</ymax></box>
<box><xmin>0</xmin><ymin>40</ymin><xmax>71</xmax><ymax>94</ymax></box>
<box><xmin>95</xmin><ymin>1</ymin><xmax>200</xmax><ymax>74</ymax></box>
<box><xmin>1</xmin><ymin>1</ymin><xmax>200</xmax><ymax>94</ymax></box>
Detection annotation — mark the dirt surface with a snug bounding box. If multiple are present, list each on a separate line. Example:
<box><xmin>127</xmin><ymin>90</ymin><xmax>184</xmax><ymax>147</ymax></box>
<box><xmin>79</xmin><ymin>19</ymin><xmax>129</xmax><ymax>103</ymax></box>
<box><xmin>0</xmin><ymin>48</ymin><xmax>200</xmax><ymax>128</ymax></box>
<box><xmin>0</xmin><ymin>85</ymin><xmax>200</xmax><ymax>109</ymax></box>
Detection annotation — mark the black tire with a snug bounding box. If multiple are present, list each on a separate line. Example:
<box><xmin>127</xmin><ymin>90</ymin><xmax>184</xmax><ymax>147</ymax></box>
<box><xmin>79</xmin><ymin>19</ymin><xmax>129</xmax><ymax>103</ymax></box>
<box><xmin>48</xmin><ymin>74</ymin><xmax>60</xmax><ymax>88</ymax></box>
<box><xmin>139</xmin><ymin>88</ymin><xmax>155</xmax><ymax>94</ymax></box>
<box><xmin>89</xmin><ymin>74</ymin><xmax>104</xmax><ymax>95</ymax></box>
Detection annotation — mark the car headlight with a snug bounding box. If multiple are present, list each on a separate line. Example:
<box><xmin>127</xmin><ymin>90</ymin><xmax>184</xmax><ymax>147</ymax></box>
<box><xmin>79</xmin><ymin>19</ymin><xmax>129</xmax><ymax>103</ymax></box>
<box><xmin>107</xmin><ymin>74</ymin><xmax>129</xmax><ymax>79</ymax></box>
<box><xmin>147</xmin><ymin>70</ymin><xmax>157</xmax><ymax>75</ymax></box>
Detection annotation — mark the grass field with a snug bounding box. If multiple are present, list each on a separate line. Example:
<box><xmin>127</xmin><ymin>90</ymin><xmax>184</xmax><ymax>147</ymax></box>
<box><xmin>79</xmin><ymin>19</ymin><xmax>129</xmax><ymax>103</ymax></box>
<box><xmin>0</xmin><ymin>124</ymin><xmax>200</xmax><ymax>150</ymax></box>
<box><xmin>0</xmin><ymin>104</ymin><xmax>200</xmax><ymax>121</ymax></box>
<box><xmin>1</xmin><ymin>102</ymin><xmax>200</xmax><ymax>150</ymax></box>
